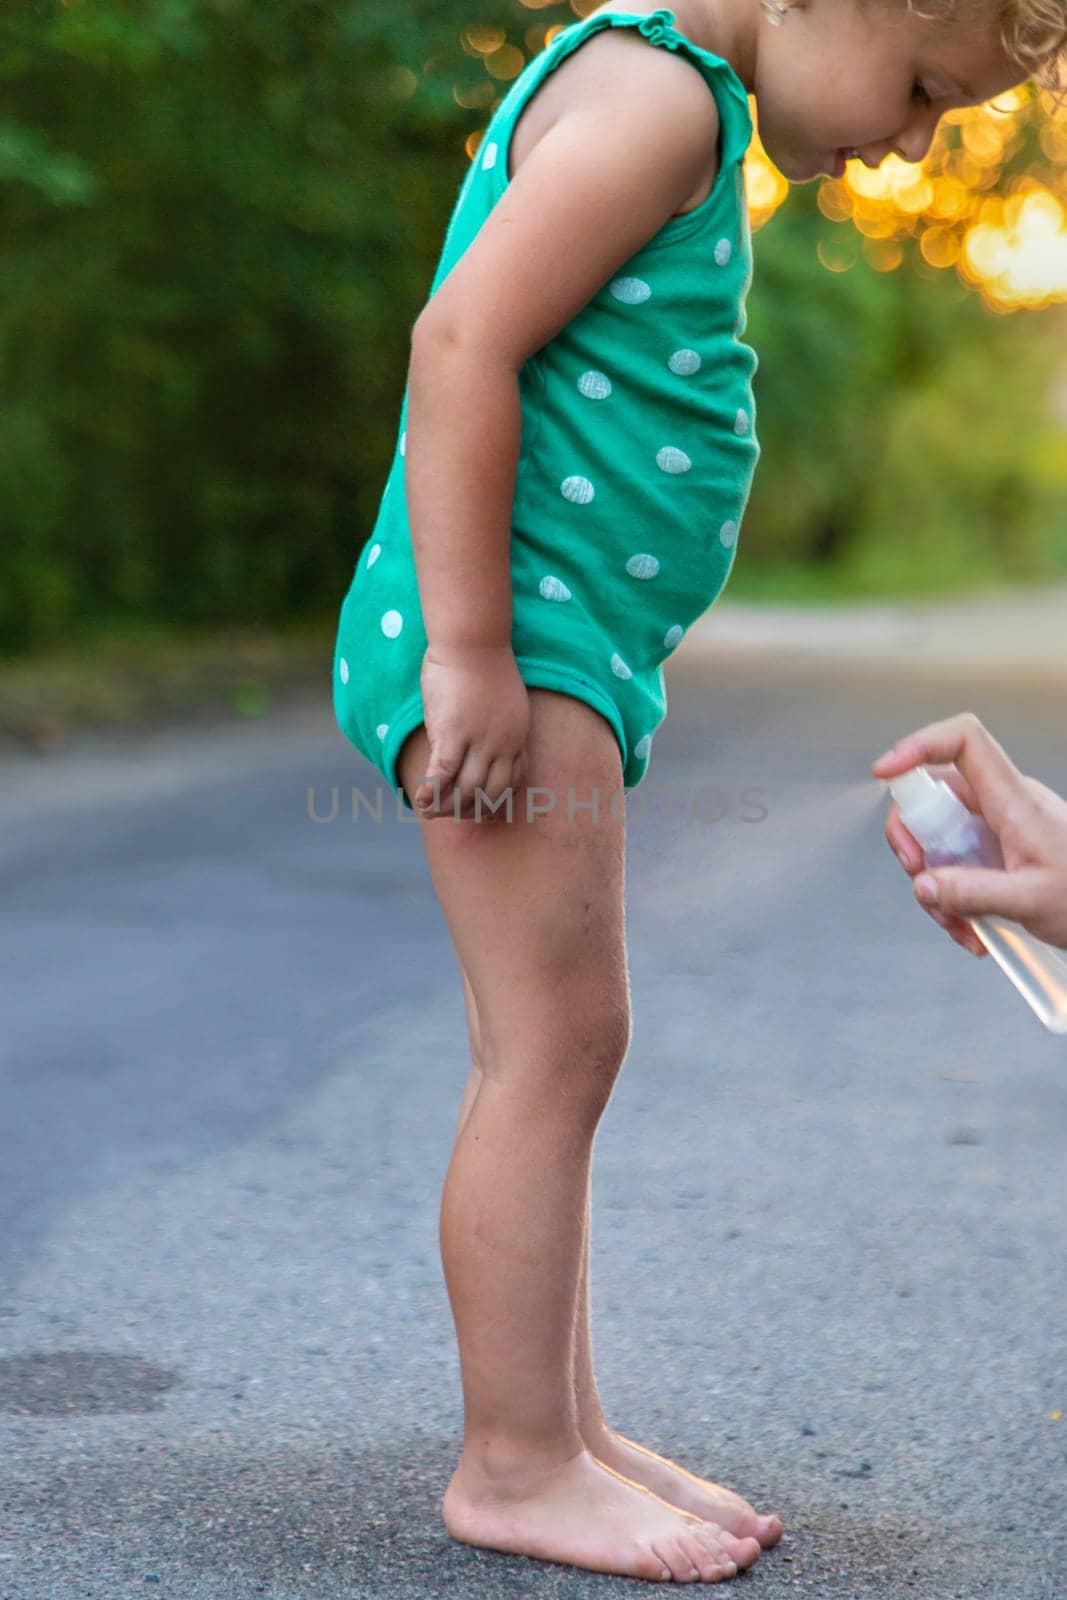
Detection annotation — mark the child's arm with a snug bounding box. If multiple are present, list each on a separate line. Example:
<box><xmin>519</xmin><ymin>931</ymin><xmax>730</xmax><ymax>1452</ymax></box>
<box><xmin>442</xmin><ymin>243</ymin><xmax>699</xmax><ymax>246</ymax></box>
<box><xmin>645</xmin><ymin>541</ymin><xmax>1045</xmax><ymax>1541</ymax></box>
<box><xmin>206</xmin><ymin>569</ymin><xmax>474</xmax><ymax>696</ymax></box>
<box><xmin>406</xmin><ymin>42</ymin><xmax>721</xmax><ymax>818</ymax></box>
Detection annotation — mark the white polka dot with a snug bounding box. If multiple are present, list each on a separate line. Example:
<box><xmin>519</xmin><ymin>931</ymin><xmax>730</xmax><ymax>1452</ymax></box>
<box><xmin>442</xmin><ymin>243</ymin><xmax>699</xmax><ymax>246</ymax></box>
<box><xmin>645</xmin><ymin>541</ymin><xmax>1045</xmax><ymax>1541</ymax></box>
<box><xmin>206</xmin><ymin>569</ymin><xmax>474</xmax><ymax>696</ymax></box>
<box><xmin>399</xmin><ymin>431</ymin><xmax>406</xmax><ymax>456</ymax></box>
<box><xmin>656</xmin><ymin>446</ymin><xmax>691</xmax><ymax>474</ymax></box>
<box><xmin>719</xmin><ymin>520</ymin><xmax>738</xmax><ymax>548</ymax></box>
<box><xmin>561</xmin><ymin>475</ymin><xmax>595</xmax><ymax>504</ymax></box>
<box><xmin>609</xmin><ymin>276</ymin><xmax>652</xmax><ymax>304</ymax></box>
<box><xmin>577</xmin><ymin>370</ymin><xmax>612</xmax><ymax>400</ymax></box>
<box><xmin>481</xmin><ymin>140</ymin><xmax>498</xmax><ymax>170</ymax></box>
<box><xmin>714</xmin><ymin>237</ymin><xmax>732</xmax><ymax>266</ymax></box>
<box><xmin>366</xmin><ymin>542</ymin><xmax>381</xmax><ymax>568</ymax></box>
<box><xmin>668</xmin><ymin>349</ymin><xmax>701</xmax><ymax>376</ymax></box>
<box><xmin>664</xmin><ymin>624</ymin><xmax>684</xmax><ymax>649</ymax></box>
<box><xmin>610</xmin><ymin>652</ymin><xmax>632</xmax><ymax>680</ymax></box>
<box><xmin>381</xmin><ymin>610</ymin><xmax>403</xmax><ymax>638</ymax></box>
<box><xmin>734</xmin><ymin>409</ymin><xmax>750</xmax><ymax>435</ymax></box>
<box><xmin>338</xmin><ymin>657</ymin><xmax>349</xmax><ymax>685</ymax></box>
<box><xmin>539</xmin><ymin>575</ymin><xmax>572</xmax><ymax>602</ymax></box>
<box><xmin>625</xmin><ymin>553</ymin><xmax>660</xmax><ymax>580</ymax></box>
<box><xmin>376</xmin><ymin>723</ymin><xmax>389</xmax><ymax>742</ymax></box>
<box><xmin>634</xmin><ymin>734</ymin><xmax>652</xmax><ymax>761</ymax></box>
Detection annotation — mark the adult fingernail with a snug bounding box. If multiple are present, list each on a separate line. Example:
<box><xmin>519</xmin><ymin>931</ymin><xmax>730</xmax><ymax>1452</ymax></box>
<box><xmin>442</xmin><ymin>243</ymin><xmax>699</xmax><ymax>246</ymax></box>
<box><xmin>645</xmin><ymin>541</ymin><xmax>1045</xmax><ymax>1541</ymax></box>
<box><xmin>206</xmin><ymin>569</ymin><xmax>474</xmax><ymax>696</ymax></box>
<box><xmin>915</xmin><ymin>874</ymin><xmax>938</xmax><ymax>904</ymax></box>
<box><xmin>897</xmin><ymin>849</ymin><xmax>912</xmax><ymax>872</ymax></box>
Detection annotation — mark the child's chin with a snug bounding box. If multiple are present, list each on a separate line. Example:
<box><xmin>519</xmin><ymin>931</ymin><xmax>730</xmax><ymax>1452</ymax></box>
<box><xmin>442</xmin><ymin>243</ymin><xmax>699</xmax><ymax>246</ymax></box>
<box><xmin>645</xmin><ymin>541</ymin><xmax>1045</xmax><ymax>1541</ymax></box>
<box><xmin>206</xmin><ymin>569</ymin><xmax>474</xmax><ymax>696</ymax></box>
<box><xmin>773</xmin><ymin>147</ymin><xmax>822</xmax><ymax>185</ymax></box>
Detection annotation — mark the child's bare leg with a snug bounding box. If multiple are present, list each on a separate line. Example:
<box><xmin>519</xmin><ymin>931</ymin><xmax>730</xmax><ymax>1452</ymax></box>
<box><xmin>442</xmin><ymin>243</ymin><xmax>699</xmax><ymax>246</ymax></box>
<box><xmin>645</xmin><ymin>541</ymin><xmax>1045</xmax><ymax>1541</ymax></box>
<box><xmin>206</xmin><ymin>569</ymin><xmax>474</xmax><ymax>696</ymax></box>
<box><xmin>397</xmin><ymin>690</ymin><xmax>761</xmax><ymax>1583</ymax></box>
<box><xmin>453</xmin><ymin>971</ymin><xmax>782</xmax><ymax>1550</ymax></box>
<box><xmin>570</xmin><ymin>1168</ymin><xmax>784</xmax><ymax>1547</ymax></box>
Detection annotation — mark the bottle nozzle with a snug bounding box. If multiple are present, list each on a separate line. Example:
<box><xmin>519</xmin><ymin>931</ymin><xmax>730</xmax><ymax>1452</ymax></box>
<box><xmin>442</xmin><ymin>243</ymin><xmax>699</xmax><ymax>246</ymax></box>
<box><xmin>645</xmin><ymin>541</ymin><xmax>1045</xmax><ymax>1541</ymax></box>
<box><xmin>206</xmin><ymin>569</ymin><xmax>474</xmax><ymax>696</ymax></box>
<box><xmin>887</xmin><ymin>764</ymin><xmax>969</xmax><ymax>851</ymax></box>
<box><xmin>887</xmin><ymin>766</ymin><xmax>940</xmax><ymax>814</ymax></box>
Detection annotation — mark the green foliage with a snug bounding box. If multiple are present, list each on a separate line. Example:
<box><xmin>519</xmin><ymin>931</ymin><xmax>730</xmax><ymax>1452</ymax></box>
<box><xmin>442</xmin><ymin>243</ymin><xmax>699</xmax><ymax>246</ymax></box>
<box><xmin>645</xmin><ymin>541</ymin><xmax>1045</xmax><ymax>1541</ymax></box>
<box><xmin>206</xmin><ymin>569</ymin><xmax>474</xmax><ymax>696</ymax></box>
<box><xmin>0</xmin><ymin>0</ymin><xmax>513</xmax><ymax>652</ymax></box>
<box><xmin>844</xmin><ymin>320</ymin><xmax>1067</xmax><ymax>593</ymax></box>
<box><xmin>742</xmin><ymin>184</ymin><xmax>1067</xmax><ymax>593</ymax></box>
<box><xmin>0</xmin><ymin>1</ymin><xmax>1064</xmax><ymax>656</ymax></box>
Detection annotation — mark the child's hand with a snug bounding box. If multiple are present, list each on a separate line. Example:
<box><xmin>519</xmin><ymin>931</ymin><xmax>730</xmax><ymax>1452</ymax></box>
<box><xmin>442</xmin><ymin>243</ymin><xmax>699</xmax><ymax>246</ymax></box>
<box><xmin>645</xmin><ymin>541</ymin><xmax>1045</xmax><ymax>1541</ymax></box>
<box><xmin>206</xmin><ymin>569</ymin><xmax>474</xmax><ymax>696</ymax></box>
<box><xmin>871</xmin><ymin>711</ymin><xmax>1067</xmax><ymax>953</ymax></box>
<box><xmin>416</xmin><ymin>642</ymin><xmax>530</xmax><ymax>821</ymax></box>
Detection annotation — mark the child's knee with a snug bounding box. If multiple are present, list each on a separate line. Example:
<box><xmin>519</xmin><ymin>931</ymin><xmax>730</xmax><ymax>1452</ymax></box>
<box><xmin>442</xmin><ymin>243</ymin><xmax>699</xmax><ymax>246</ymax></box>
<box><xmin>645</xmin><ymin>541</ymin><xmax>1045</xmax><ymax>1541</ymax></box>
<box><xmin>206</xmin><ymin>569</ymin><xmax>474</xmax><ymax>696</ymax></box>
<box><xmin>546</xmin><ymin>986</ymin><xmax>631</xmax><ymax>1122</ymax></box>
<box><xmin>482</xmin><ymin>972</ymin><xmax>631</xmax><ymax>1108</ymax></box>
<box><xmin>569</xmin><ymin>985</ymin><xmax>633</xmax><ymax>1104</ymax></box>
<box><xmin>563</xmin><ymin>972</ymin><xmax>631</xmax><ymax>1057</ymax></box>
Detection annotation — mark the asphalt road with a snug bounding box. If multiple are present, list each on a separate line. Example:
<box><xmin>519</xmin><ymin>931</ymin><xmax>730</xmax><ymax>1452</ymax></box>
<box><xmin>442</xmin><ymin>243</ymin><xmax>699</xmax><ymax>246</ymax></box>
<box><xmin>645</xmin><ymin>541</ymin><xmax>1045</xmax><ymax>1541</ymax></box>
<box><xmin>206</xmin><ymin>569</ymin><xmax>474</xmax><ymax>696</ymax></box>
<box><xmin>2</xmin><ymin>643</ymin><xmax>1065</xmax><ymax>1599</ymax></box>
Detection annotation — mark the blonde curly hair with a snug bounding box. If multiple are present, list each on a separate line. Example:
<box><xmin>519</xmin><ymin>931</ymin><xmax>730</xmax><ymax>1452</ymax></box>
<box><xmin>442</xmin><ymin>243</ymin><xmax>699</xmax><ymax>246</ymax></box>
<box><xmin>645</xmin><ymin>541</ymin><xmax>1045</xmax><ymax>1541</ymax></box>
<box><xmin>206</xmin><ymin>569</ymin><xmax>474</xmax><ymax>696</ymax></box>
<box><xmin>759</xmin><ymin>0</ymin><xmax>1067</xmax><ymax>97</ymax></box>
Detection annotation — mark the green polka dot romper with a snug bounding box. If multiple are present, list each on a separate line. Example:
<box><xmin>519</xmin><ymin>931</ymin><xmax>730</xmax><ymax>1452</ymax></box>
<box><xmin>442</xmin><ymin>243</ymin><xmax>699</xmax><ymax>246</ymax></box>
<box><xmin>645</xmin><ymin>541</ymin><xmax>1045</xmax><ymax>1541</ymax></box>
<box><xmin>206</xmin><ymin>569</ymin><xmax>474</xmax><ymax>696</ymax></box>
<box><xmin>333</xmin><ymin>6</ymin><xmax>760</xmax><ymax>811</ymax></box>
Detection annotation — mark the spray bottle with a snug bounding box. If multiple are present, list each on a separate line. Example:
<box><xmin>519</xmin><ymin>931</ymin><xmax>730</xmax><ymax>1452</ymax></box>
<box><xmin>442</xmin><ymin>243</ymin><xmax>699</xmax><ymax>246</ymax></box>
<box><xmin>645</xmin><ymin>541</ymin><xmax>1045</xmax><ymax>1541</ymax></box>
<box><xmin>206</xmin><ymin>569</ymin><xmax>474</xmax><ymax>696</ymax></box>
<box><xmin>887</xmin><ymin>765</ymin><xmax>1067</xmax><ymax>1034</ymax></box>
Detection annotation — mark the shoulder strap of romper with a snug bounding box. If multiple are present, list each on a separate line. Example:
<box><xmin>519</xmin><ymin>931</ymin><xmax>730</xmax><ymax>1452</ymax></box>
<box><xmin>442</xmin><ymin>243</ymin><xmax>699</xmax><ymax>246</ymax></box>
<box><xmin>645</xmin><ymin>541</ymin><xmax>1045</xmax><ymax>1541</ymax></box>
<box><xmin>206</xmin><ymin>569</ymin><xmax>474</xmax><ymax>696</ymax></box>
<box><xmin>486</xmin><ymin>6</ymin><xmax>753</xmax><ymax>187</ymax></box>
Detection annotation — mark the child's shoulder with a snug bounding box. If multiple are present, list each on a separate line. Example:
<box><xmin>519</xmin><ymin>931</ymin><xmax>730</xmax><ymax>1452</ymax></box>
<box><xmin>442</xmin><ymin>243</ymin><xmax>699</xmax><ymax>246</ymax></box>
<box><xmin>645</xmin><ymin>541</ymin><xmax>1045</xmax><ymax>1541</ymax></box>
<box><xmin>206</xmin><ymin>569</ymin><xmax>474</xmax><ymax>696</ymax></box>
<box><xmin>527</xmin><ymin>2</ymin><xmax>722</xmax><ymax>115</ymax></box>
<box><xmin>508</xmin><ymin>6</ymin><xmax>723</xmax><ymax>218</ymax></box>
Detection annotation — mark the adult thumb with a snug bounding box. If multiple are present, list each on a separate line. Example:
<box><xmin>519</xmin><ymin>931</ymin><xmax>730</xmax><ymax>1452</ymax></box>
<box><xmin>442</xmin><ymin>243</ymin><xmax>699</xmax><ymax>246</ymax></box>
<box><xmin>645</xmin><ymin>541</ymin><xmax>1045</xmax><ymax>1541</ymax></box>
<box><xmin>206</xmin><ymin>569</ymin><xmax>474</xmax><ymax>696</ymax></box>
<box><xmin>916</xmin><ymin>864</ymin><xmax>1047</xmax><ymax>925</ymax></box>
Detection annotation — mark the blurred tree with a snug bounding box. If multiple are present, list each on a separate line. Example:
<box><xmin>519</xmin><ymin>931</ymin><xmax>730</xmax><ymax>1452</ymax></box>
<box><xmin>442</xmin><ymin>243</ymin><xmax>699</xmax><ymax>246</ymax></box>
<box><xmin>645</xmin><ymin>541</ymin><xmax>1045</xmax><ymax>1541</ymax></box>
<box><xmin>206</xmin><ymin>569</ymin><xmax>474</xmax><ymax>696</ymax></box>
<box><xmin>743</xmin><ymin>182</ymin><xmax>1067</xmax><ymax>592</ymax></box>
<box><xmin>0</xmin><ymin>0</ymin><xmax>507</xmax><ymax>650</ymax></box>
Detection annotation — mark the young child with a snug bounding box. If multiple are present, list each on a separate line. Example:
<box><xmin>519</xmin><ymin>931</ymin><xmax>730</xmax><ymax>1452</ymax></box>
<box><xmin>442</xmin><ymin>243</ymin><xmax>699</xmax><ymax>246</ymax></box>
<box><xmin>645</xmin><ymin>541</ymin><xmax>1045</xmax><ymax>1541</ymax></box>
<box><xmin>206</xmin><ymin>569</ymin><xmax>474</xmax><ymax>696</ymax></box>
<box><xmin>333</xmin><ymin>0</ymin><xmax>1061</xmax><ymax>1582</ymax></box>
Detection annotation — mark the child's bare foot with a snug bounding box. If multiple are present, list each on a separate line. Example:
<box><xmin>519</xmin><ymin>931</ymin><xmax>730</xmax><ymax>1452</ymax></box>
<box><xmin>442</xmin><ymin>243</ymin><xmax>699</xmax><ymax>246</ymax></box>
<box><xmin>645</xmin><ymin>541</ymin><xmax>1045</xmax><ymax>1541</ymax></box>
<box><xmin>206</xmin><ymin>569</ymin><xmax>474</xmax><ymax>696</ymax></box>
<box><xmin>442</xmin><ymin>1444</ymin><xmax>763</xmax><ymax>1581</ymax></box>
<box><xmin>588</xmin><ymin>1429</ymin><xmax>784</xmax><ymax>1549</ymax></box>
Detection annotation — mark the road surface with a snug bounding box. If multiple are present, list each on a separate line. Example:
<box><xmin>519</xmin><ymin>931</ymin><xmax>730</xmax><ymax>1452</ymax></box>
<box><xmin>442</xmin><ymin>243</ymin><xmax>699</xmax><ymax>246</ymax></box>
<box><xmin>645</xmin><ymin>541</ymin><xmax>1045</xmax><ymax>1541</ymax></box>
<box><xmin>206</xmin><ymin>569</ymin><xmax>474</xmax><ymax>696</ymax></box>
<box><xmin>2</xmin><ymin>637</ymin><xmax>1065</xmax><ymax>1598</ymax></box>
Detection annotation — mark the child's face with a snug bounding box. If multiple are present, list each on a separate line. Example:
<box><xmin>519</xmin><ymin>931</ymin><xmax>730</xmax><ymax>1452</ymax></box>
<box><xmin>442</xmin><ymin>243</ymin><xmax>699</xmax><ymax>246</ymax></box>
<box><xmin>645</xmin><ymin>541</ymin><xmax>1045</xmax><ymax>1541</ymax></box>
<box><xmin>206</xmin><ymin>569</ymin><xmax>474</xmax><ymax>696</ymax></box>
<box><xmin>753</xmin><ymin>0</ymin><xmax>1031</xmax><ymax>182</ymax></box>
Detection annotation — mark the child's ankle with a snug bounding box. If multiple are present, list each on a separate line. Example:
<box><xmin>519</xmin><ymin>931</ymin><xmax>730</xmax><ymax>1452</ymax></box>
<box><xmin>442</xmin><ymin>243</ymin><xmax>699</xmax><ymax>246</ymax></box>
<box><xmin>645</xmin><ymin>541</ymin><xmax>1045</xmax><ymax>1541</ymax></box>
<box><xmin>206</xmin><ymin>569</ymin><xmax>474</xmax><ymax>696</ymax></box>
<box><xmin>455</xmin><ymin>1430</ymin><xmax>587</xmax><ymax>1496</ymax></box>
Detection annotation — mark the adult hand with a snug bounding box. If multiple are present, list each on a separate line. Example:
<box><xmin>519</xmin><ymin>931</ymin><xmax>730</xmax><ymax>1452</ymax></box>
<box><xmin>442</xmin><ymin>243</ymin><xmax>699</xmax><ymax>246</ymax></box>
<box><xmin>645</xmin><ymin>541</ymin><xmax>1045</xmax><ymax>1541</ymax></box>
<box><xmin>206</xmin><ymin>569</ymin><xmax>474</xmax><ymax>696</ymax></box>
<box><xmin>871</xmin><ymin>711</ymin><xmax>1067</xmax><ymax>952</ymax></box>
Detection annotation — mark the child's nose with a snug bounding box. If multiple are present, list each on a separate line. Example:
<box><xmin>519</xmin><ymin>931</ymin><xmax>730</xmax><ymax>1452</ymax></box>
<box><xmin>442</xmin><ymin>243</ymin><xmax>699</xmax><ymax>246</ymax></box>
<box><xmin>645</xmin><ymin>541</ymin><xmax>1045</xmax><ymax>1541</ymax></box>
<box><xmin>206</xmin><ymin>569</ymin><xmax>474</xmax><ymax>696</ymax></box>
<box><xmin>895</xmin><ymin>113</ymin><xmax>939</xmax><ymax>166</ymax></box>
